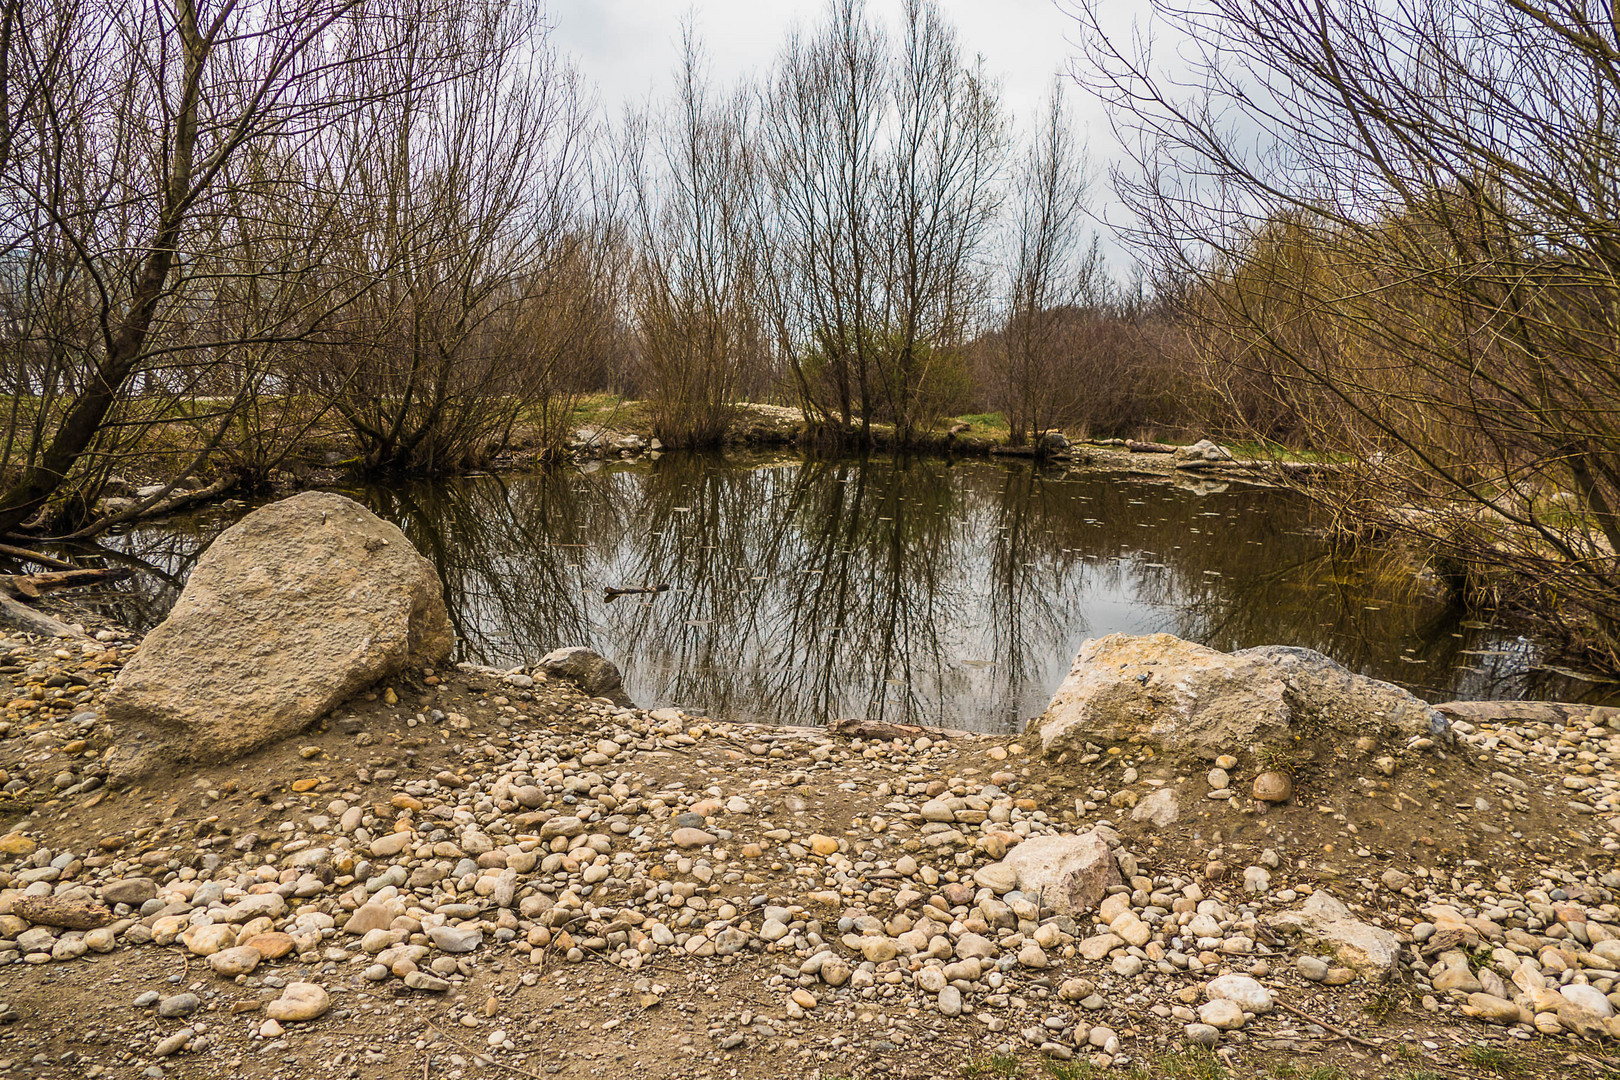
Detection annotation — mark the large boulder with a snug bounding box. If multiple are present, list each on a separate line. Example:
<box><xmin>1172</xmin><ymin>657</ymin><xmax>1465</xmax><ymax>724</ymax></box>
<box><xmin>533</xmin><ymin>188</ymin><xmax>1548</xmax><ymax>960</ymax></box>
<box><xmin>106</xmin><ymin>492</ymin><xmax>452</xmax><ymax>776</ymax></box>
<box><xmin>985</xmin><ymin>831</ymin><xmax>1122</xmax><ymax>916</ymax></box>
<box><xmin>1030</xmin><ymin>633</ymin><xmax>1447</xmax><ymax>760</ymax></box>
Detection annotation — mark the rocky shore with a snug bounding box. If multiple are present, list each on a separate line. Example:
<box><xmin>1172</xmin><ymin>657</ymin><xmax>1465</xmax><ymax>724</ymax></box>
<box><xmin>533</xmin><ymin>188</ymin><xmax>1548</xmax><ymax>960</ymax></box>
<box><xmin>0</xmin><ymin>498</ymin><xmax>1617</xmax><ymax>1080</ymax></box>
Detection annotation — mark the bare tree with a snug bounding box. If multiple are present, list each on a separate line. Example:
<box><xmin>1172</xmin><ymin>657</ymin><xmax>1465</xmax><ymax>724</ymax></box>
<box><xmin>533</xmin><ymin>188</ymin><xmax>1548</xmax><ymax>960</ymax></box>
<box><xmin>873</xmin><ymin>0</ymin><xmax>1003</xmax><ymax>441</ymax></box>
<box><xmin>308</xmin><ymin>0</ymin><xmax>597</xmax><ymax>473</ymax></box>
<box><xmin>761</xmin><ymin>0</ymin><xmax>888</xmax><ymax>440</ymax></box>
<box><xmin>625</xmin><ymin>29</ymin><xmax>766</xmax><ymax>448</ymax></box>
<box><xmin>0</xmin><ymin>0</ymin><xmax>412</xmax><ymax>536</ymax></box>
<box><xmin>992</xmin><ymin>80</ymin><xmax>1103</xmax><ymax>446</ymax></box>
<box><xmin>1072</xmin><ymin>0</ymin><xmax>1620</xmax><ymax>665</ymax></box>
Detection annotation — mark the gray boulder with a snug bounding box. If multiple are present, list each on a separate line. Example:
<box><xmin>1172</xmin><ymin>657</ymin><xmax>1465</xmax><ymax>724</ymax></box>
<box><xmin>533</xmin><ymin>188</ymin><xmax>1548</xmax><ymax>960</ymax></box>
<box><xmin>1031</xmin><ymin>633</ymin><xmax>1446</xmax><ymax>760</ymax></box>
<box><xmin>536</xmin><ymin>646</ymin><xmax>632</xmax><ymax>706</ymax></box>
<box><xmin>987</xmin><ymin>831</ymin><xmax>1122</xmax><ymax>916</ymax></box>
<box><xmin>1173</xmin><ymin>439</ymin><xmax>1233</xmax><ymax>463</ymax></box>
<box><xmin>105</xmin><ymin>492</ymin><xmax>453</xmax><ymax>777</ymax></box>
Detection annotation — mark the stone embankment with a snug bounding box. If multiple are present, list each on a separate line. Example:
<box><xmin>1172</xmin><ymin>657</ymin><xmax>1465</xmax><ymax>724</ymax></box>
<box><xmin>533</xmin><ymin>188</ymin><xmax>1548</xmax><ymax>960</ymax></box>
<box><xmin>0</xmin><ymin>496</ymin><xmax>1615</xmax><ymax>1079</ymax></box>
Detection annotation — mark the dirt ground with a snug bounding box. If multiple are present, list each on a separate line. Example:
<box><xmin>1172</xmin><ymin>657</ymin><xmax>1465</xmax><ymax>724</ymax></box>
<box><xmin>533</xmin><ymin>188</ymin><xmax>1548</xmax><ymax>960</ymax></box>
<box><xmin>2</xmin><ymin>626</ymin><xmax>1619</xmax><ymax>1080</ymax></box>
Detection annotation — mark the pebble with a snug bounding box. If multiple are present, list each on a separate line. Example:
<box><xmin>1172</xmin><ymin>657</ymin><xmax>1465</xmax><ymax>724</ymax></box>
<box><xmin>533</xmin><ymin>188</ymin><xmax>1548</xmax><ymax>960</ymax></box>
<box><xmin>157</xmin><ymin>994</ymin><xmax>199</xmax><ymax>1019</ymax></box>
<box><xmin>265</xmin><ymin>982</ymin><xmax>330</xmax><ymax>1023</ymax></box>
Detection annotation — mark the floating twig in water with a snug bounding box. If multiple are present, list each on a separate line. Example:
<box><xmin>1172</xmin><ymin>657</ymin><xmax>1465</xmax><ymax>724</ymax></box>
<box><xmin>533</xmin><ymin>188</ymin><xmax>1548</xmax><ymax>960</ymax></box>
<box><xmin>603</xmin><ymin>583</ymin><xmax>670</xmax><ymax>603</ymax></box>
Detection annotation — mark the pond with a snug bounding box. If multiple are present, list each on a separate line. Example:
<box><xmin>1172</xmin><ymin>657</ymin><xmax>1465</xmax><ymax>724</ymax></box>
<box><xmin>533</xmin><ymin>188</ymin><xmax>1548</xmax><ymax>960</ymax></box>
<box><xmin>91</xmin><ymin>452</ymin><xmax>1615</xmax><ymax>733</ymax></box>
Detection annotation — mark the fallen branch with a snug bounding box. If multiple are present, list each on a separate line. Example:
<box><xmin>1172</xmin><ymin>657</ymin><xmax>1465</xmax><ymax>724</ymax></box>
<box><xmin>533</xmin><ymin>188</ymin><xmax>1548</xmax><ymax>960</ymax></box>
<box><xmin>0</xmin><ymin>593</ymin><xmax>85</xmax><ymax>638</ymax></box>
<box><xmin>0</xmin><ymin>544</ymin><xmax>76</xmax><ymax>571</ymax></box>
<box><xmin>1434</xmin><ymin>700</ymin><xmax>1603</xmax><ymax>726</ymax></box>
<box><xmin>1126</xmin><ymin>439</ymin><xmax>1177</xmax><ymax>454</ymax></box>
<box><xmin>56</xmin><ymin>474</ymin><xmax>237</xmax><ymax>541</ymax></box>
<box><xmin>0</xmin><ymin>568</ymin><xmax>131</xmax><ymax>599</ymax></box>
<box><xmin>825</xmin><ymin>717</ymin><xmax>977</xmax><ymax>740</ymax></box>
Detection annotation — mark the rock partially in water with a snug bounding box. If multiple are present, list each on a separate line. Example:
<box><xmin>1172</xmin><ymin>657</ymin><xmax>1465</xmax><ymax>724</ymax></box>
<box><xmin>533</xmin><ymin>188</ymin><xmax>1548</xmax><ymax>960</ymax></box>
<box><xmin>1031</xmin><ymin>633</ymin><xmax>1447</xmax><ymax>760</ymax></box>
<box><xmin>104</xmin><ymin>492</ymin><xmax>453</xmax><ymax>777</ymax></box>
<box><xmin>536</xmin><ymin>646</ymin><xmax>632</xmax><ymax>707</ymax></box>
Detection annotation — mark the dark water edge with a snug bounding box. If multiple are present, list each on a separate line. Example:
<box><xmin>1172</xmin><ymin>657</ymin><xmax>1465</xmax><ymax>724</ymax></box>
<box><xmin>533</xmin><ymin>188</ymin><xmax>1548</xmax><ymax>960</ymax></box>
<box><xmin>85</xmin><ymin>451</ymin><xmax>1618</xmax><ymax>733</ymax></box>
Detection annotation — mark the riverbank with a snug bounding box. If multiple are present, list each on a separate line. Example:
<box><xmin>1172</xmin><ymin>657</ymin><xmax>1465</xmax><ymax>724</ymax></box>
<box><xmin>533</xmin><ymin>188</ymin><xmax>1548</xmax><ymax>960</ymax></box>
<box><xmin>1</xmin><ymin>618</ymin><xmax>1618</xmax><ymax>1079</ymax></box>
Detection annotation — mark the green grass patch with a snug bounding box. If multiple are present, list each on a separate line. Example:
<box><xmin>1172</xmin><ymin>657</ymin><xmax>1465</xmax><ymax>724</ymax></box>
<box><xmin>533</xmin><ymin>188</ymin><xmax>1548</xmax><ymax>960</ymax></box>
<box><xmin>949</xmin><ymin>411</ymin><xmax>1010</xmax><ymax>437</ymax></box>
<box><xmin>1155</xmin><ymin>1046</ymin><xmax>1229</xmax><ymax>1080</ymax></box>
<box><xmin>1041</xmin><ymin>1058</ymin><xmax>1095</xmax><ymax>1080</ymax></box>
<box><xmin>1460</xmin><ymin>1044</ymin><xmax>1526</xmax><ymax>1077</ymax></box>
<box><xmin>962</xmin><ymin>1054</ymin><xmax>1023</xmax><ymax>1079</ymax></box>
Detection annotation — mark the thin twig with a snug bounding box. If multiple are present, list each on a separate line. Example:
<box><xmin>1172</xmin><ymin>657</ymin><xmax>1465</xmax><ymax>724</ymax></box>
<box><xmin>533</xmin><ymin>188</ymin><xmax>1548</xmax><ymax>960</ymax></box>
<box><xmin>1273</xmin><ymin>998</ymin><xmax>1382</xmax><ymax>1049</ymax></box>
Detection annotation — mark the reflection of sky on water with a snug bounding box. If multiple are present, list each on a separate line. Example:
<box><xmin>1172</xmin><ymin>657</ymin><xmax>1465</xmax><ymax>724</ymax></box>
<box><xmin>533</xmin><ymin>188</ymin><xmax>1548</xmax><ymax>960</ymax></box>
<box><xmin>85</xmin><ymin>453</ymin><xmax>1615</xmax><ymax>733</ymax></box>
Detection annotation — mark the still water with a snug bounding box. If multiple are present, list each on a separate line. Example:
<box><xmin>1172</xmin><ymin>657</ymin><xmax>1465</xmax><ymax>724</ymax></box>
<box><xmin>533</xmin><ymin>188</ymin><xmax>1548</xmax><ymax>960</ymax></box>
<box><xmin>96</xmin><ymin>452</ymin><xmax>1610</xmax><ymax>732</ymax></box>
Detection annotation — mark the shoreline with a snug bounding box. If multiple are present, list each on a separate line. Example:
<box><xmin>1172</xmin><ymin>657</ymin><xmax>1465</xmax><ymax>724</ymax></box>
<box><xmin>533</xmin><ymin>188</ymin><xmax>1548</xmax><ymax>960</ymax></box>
<box><xmin>0</xmin><ymin>626</ymin><xmax>1617</xmax><ymax>1077</ymax></box>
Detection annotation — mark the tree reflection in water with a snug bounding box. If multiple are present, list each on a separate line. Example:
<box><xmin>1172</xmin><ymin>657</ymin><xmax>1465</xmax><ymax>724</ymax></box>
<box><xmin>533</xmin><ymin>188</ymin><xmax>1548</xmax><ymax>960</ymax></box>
<box><xmin>88</xmin><ymin>453</ymin><xmax>1614</xmax><ymax>732</ymax></box>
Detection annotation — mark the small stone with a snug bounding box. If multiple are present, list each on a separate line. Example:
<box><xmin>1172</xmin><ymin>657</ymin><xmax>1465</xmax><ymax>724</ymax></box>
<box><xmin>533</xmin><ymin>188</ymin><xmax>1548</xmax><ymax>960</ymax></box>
<box><xmin>819</xmin><ymin>956</ymin><xmax>852</xmax><ymax>987</ymax></box>
<box><xmin>791</xmin><ymin>989</ymin><xmax>818</xmax><ymax>1009</ymax></box>
<box><xmin>1295</xmin><ymin>956</ymin><xmax>1329</xmax><ymax>982</ymax></box>
<box><xmin>671</xmin><ymin>827</ymin><xmax>717</xmax><ymax>849</ymax></box>
<box><xmin>154</xmin><ymin>1029</ymin><xmax>193</xmax><ymax>1057</ymax></box>
<box><xmin>209</xmin><ymin>946</ymin><xmax>262</xmax><ymax>977</ymax></box>
<box><xmin>102</xmin><ymin>878</ymin><xmax>158</xmax><ymax>907</ymax></box>
<box><xmin>345</xmin><ymin>902</ymin><xmax>397</xmax><ymax>935</ymax></box>
<box><xmin>1184</xmin><ymin>1022</ymin><xmax>1220</xmax><ymax>1047</ymax></box>
<box><xmin>1465</xmin><ymin>993</ymin><xmax>1522</xmax><ymax>1025</ymax></box>
<box><xmin>973</xmin><ymin>863</ymin><xmax>1018</xmax><ymax>893</ymax></box>
<box><xmin>1561</xmin><ymin>984</ymin><xmax>1614</xmax><ymax>1018</ymax></box>
<box><xmin>860</xmin><ymin>937</ymin><xmax>898</xmax><ymax>963</ymax></box>
<box><xmin>405</xmin><ymin>971</ymin><xmax>451</xmax><ymax>993</ymax></box>
<box><xmin>1252</xmin><ymin>771</ymin><xmax>1293</xmax><ymax>803</ymax></box>
<box><xmin>938</xmin><ymin>986</ymin><xmax>963</xmax><ymax>1017</ymax></box>
<box><xmin>1205</xmin><ymin>974</ymin><xmax>1272</xmax><ymax>1014</ymax></box>
<box><xmin>428</xmin><ymin>924</ymin><xmax>482</xmax><ymax>954</ymax></box>
<box><xmin>807</xmin><ymin>835</ymin><xmax>839</xmax><ymax>856</ymax></box>
<box><xmin>243</xmin><ymin>932</ymin><xmax>297</xmax><ymax>960</ymax></box>
<box><xmin>1112</xmin><ymin>954</ymin><xmax>1143</xmax><ymax>977</ymax></box>
<box><xmin>1197</xmin><ymin>999</ymin><xmax>1246</xmax><ymax>1030</ymax></box>
<box><xmin>265</xmin><ymin>982</ymin><xmax>330</xmax><ymax>1023</ymax></box>
<box><xmin>158</xmin><ymin>994</ymin><xmax>200</xmax><ymax>1018</ymax></box>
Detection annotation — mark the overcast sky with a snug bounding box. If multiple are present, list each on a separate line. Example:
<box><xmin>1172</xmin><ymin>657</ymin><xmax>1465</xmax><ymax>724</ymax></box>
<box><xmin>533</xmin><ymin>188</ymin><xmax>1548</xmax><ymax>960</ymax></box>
<box><xmin>547</xmin><ymin>0</ymin><xmax>1143</xmax><ymax>269</ymax></box>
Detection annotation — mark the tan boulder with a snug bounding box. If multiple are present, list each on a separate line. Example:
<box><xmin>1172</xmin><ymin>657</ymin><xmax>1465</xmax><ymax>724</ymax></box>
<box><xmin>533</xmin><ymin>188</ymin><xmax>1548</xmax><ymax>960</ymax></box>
<box><xmin>1031</xmin><ymin>633</ymin><xmax>1446</xmax><ymax>759</ymax></box>
<box><xmin>105</xmin><ymin>492</ymin><xmax>452</xmax><ymax>776</ymax></box>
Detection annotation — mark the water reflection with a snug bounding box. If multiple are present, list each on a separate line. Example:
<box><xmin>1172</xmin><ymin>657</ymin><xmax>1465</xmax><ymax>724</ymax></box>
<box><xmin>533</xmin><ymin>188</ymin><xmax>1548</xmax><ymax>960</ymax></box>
<box><xmin>87</xmin><ymin>453</ymin><xmax>1616</xmax><ymax>732</ymax></box>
